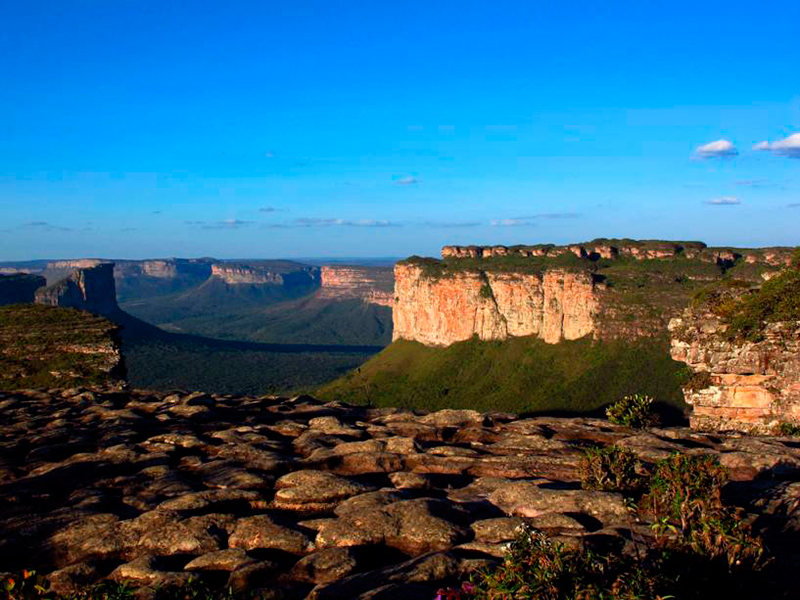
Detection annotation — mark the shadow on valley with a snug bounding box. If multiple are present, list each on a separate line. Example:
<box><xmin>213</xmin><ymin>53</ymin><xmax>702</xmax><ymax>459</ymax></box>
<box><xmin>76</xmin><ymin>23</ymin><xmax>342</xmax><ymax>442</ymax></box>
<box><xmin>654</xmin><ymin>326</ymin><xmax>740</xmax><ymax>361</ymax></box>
<box><xmin>113</xmin><ymin>310</ymin><xmax>382</xmax><ymax>395</ymax></box>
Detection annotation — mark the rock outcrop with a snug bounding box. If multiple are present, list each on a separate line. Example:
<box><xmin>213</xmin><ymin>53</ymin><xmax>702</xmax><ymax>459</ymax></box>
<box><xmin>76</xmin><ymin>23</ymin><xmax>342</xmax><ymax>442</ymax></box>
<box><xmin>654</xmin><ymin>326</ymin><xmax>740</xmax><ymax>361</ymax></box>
<box><xmin>211</xmin><ymin>264</ymin><xmax>286</xmax><ymax>284</ymax></box>
<box><xmin>670</xmin><ymin>311</ymin><xmax>800</xmax><ymax>434</ymax></box>
<box><xmin>318</xmin><ymin>266</ymin><xmax>394</xmax><ymax>307</ymax></box>
<box><xmin>441</xmin><ymin>240</ymin><xmax>795</xmax><ymax>267</ymax></box>
<box><xmin>393</xmin><ymin>264</ymin><xmax>600</xmax><ymax>345</ymax></box>
<box><xmin>0</xmin><ymin>305</ymin><xmax>124</xmax><ymax>389</ymax></box>
<box><xmin>35</xmin><ymin>263</ymin><xmax>119</xmax><ymax>316</ymax></box>
<box><xmin>1</xmin><ymin>388</ymin><xmax>799</xmax><ymax>597</ymax></box>
<box><xmin>0</xmin><ymin>273</ymin><xmax>46</xmax><ymax>305</ymax></box>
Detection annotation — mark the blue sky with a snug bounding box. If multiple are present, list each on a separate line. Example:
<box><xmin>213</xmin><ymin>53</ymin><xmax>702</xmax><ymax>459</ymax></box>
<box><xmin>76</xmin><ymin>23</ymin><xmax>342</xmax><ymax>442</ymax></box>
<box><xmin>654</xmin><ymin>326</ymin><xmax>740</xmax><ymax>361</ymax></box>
<box><xmin>2</xmin><ymin>0</ymin><xmax>799</xmax><ymax>260</ymax></box>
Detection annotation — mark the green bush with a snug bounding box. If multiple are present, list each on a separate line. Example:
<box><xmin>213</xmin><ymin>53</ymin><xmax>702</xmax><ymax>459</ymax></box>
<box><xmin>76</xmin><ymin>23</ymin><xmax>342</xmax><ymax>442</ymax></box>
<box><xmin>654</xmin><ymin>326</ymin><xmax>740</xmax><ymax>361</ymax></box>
<box><xmin>641</xmin><ymin>453</ymin><xmax>765</xmax><ymax>569</ymax></box>
<box><xmin>606</xmin><ymin>394</ymin><xmax>657</xmax><ymax>428</ymax></box>
<box><xmin>580</xmin><ymin>445</ymin><xmax>646</xmax><ymax>493</ymax></box>
<box><xmin>467</xmin><ymin>524</ymin><xmax>661</xmax><ymax>599</ymax></box>
<box><xmin>777</xmin><ymin>422</ymin><xmax>800</xmax><ymax>436</ymax></box>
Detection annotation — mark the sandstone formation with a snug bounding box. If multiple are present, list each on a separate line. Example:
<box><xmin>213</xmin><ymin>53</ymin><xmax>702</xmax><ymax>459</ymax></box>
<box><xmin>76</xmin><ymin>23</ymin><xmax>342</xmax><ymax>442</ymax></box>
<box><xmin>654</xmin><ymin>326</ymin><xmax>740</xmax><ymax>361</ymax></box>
<box><xmin>0</xmin><ymin>305</ymin><xmax>124</xmax><ymax>389</ymax></box>
<box><xmin>393</xmin><ymin>263</ymin><xmax>600</xmax><ymax>345</ymax></box>
<box><xmin>0</xmin><ymin>273</ymin><xmax>46</xmax><ymax>305</ymax></box>
<box><xmin>211</xmin><ymin>264</ymin><xmax>286</xmax><ymax>285</ymax></box>
<box><xmin>440</xmin><ymin>240</ymin><xmax>795</xmax><ymax>266</ymax></box>
<box><xmin>35</xmin><ymin>263</ymin><xmax>119</xmax><ymax>316</ymax></box>
<box><xmin>318</xmin><ymin>266</ymin><xmax>394</xmax><ymax>307</ymax></box>
<box><xmin>1</xmin><ymin>388</ymin><xmax>799</xmax><ymax>598</ymax></box>
<box><xmin>670</xmin><ymin>310</ymin><xmax>800</xmax><ymax>434</ymax></box>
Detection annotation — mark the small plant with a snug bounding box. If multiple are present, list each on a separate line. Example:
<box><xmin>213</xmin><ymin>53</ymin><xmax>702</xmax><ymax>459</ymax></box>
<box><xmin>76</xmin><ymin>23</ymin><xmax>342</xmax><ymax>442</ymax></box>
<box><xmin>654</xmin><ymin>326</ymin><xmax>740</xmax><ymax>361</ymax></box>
<box><xmin>777</xmin><ymin>422</ymin><xmax>800</xmax><ymax>436</ymax></box>
<box><xmin>580</xmin><ymin>445</ymin><xmax>647</xmax><ymax>493</ymax></box>
<box><xmin>606</xmin><ymin>393</ymin><xmax>658</xmax><ymax>428</ymax></box>
<box><xmin>467</xmin><ymin>524</ymin><xmax>663</xmax><ymax>599</ymax></box>
<box><xmin>2</xmin><ymin>571</ymin><xmax>51</xmax><ymax>600</ymax></box>
<box><xmin>641</xmin><ymin>453</ymin><xmax>765</xmax><ymax>570</ymax></box>
<box><xmin>682</xmin><ymin>370</ymin><xmax>712</xmax><ymax>392</ymax></box>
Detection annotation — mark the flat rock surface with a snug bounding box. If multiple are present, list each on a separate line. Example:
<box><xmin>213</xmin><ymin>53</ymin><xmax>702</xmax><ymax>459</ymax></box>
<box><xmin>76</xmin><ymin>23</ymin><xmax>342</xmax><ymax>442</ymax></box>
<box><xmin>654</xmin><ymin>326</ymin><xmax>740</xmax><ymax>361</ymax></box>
<box><xmin>2</xmin><ymin>387</ymin><xmax>800</xmax><ymax>598</ymax></box>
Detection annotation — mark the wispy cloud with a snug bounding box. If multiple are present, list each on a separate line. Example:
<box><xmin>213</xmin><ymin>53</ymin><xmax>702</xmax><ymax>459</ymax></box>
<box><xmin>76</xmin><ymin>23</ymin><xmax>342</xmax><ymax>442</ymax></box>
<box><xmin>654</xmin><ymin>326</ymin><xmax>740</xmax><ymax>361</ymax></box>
<box><xmin>294</xmin><ymin>218</ymin><xmax>402</xmax><ymax>228</ymax></box>
<box><xmin>150</xmin><ymin>210</ymin><xmax>162</xmax><ymax>215</ymax></box>
<box><xmin>423</xmin><ymin>221</ymin><xmax>482</xmax><ymax>228</ymax></box>
<box><xmin>694</xmin><ymin>139</ymin><xmax>738</xmax><ymax>159</ymax></box>
<box><xmin>490</xmin><ymin>218</ymin><xmax>536</xmax><ymax>227</ymax></box>
<box><xmin>753</xmin><ymin>133</ymin><xmax>800</xmax><ymax>158</ymax></box>
<box><xmin>186</xmin><ymin>219</ymin><xmax>256</xmax><ymax>230</ymax></box>
<box><xmin>516</xmin><ymin>212</ymin><xmax>580</xmax><ymax>220</ymax></box>
<box><xmin>20</xmin><ymin>221</ymin><xmax>73</xmax><ymax>232</ymax></box>
<box><xmin>705</xmin><ymin>197</ymin><xmax>741</xmax><ymax>206</ymax></box>
<box><xmin>788</xmin><ymin>203</ymin><xmax>800</xmax><ymax>208</ymax></box>
<box><xmin>259</xmin><ymin>206</ymin><xmax>280</xmax><ymax>213</ymax></box>
<box><xmin>393</xmin><ymin>175</ymin><xmax>419</xmax><ymax>186</ymax></box>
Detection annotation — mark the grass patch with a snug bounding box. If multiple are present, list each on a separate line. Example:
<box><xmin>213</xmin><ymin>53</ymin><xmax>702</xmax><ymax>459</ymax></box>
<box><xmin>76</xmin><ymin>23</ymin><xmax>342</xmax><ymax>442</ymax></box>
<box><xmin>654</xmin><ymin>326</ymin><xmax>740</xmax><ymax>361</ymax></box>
<box><xmin>318</xmin><ymin>336</ymin><xmax>689</xmax><ymax>417</ymax></box>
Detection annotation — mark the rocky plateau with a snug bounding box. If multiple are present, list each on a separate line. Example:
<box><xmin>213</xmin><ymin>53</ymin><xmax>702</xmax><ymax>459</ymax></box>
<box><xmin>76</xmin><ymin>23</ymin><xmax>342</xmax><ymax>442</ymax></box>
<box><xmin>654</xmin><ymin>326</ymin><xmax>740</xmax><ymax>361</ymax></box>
<box><xmin>1</xmin><ymin>388</ymin><xmax>800</xmax><ymax>598</ymax></box>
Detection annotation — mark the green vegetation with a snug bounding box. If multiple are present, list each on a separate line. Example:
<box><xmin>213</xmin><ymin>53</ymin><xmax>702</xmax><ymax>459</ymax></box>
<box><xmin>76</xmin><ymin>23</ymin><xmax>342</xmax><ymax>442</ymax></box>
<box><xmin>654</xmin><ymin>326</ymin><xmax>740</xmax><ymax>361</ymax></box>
<box><xmin>605</xmin><ymin>394</ymin><xmax>657</xmax><ymax>428</ymax></box>
<box><xmin>452</xmin><ymin>452</ymin><xmax>767</xmax><ymax>599</ymax></box>
<box><xmin>580</xmin><ymin>446</ymin><xmax>646</xmax><ymax>493</ymax></box>
<box><xmin>692</xmin><ymin>259</ymin><xmax>800</xmax><ymax>342</ymax></box>
<box><xmin>777</xmin><ymin>422</ymin><xmax>800</xmax><ymax>436</ymax></box>
<box><xmin>318</xmin><ymin>336</ymin><xmax>689</xmax><ymax>416</ymax></box>
<box><xmin>1</xmin><ymin>572</ymin><xmax>246</xmax><ymax>599</ymax></box>
<box><xmin>0</xmin><ymin>305</ymin><xmax>122</xmax><ymax>390</ymax></box>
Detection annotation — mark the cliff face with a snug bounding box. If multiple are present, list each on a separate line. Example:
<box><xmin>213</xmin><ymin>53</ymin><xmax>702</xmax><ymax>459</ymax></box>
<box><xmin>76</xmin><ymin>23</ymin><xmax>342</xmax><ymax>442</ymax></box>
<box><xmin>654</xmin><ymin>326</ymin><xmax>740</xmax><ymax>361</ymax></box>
<box><xmin>670</xmin><ymin>312</ymin><xmax>800</xmax><ymax>434</ymax></box>
<box><xmin>0</xmin><ymin>273</ymin><xmax>46</xmax><ymax>305</ymax></box>
<box><xmin>211</xmin><ymin>264</ymin><xmax>285</xmax><ymax>284</ymax></box>
<box><xmin>35</xmin><ymin>263</ymin><xmax>119</xmax><ymax>316</ymax></box>
<box><xmin>441</xmin><ymin>240</ymin><xmax>795</xmax><ymax>267</ymax></box>
<box><xmin>393</xmin><ymin>264</ymin><xmax>599</xmax><ymax>345</ymax></box>
<box><xmin>318</xmin><ymin>266</ymin><xmax>394</xmax><ymax>307</ymax></box>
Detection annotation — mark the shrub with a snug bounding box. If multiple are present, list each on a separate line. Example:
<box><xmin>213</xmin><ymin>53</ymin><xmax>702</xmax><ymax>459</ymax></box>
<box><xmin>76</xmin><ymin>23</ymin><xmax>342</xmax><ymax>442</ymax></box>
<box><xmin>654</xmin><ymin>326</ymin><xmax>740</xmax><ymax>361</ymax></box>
<box><xmin>641</xmin><ymin>453</ymin><xmax>765</xmax><ymax>569</ymax></box>
<box><xmin>580</xmin><ymin>445</ymin><xmax>646</xmax><ymax>493</ymax></box>
<box><xmin>467</xmin><ymin>524</ymin><xmax>662</xmax><ymax>599</ymax></box>
<box><xmin>777</xmin><ymin>422</ymin><xmax>800</xmax><ymax>436</ymax></box>
<box><xmin>606</xmin><ymin>394</ymin><xmax>657</xmax><ymax>428</ymax></box>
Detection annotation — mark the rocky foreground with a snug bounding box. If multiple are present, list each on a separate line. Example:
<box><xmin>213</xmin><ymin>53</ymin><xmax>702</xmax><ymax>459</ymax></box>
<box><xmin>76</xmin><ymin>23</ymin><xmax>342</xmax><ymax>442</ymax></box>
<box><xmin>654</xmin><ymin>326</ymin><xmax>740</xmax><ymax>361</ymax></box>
<box><xmin>2</xmin><ymin>389</ymin><xmax>800</xmax><ymax>598</ymax></box>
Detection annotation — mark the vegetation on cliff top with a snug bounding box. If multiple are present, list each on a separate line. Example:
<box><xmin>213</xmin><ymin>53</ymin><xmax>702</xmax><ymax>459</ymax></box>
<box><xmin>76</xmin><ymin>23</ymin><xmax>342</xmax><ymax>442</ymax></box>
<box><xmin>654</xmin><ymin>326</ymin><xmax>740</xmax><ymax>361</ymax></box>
<box><xmin>693</xmin><ymin>254</ymin><xmax>800</xmax><ymax>341</ymax></box>
<box><xmin>318</xmin><ymin>336</ymin><xmax>689</xmax><ymax>417</ymax></box>
<box><xmin>0</xmin><ymin>304</ymin><xmax>124</xmax><ymax>390</ymax></box>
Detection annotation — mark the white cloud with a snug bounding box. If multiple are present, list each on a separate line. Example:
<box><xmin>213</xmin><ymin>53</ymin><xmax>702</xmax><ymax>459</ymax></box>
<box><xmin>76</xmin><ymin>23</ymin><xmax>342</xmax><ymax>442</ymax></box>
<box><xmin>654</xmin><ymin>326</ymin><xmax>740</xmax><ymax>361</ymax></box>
<box><xmin>490</xmin><ymin>218</ymin><xmax>535</xmax><ymax>227</ymax></box>
<box><xmin>294</xmin><ymin>218</ymin><xmax>402</xmax><ymax>228</ymax></box>
<box><xmin>705</xmin><ymin>197</ymin><xmax>741</xmax><ymax>206</ymax></box>
<box><xmin>394</xmin><ymin>175</ymin><xmax>419</xmax><ymax>186</ymax></box>
<box><xmin>694</xmin><ymin>139</ymin><xmax>738</xmax><ymax>159</ymax></box>
<box><xmin>753</xmin><ymin>133</ymin><xmax>800</xmax><ymax>158</ymax></box>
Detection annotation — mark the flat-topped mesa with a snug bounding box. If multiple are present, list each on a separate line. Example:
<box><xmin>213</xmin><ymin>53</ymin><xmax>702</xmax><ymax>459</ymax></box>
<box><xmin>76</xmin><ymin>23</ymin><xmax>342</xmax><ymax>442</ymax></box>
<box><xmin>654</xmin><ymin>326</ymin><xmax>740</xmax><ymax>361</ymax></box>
<box><xmin>393</xmin><ymin>263</ymin><xmax>601</xmax><ymax>345</ymax></box>
<box><xmin>441</xmin><ymin>240</ymin><xmax>795</xmax><ymax>267</ymax></box>
<box><xmin>318</xmin><ymin>266</ymin><xmax>394</xmax><ymax>307</ymax></box>
<box><xmin>210</xmin><ymin>264</ymin><xmax>285</xmax><ymax>284</ymax></box>
<box><xmin>35</xmin><ymin>263</ymin><xmax>119</xmax><ymax>316</ymax></box>
<box><xmin>47</xmin><ymin>259</ymin><xmax>105</xmax><ymax>269</ymax></box>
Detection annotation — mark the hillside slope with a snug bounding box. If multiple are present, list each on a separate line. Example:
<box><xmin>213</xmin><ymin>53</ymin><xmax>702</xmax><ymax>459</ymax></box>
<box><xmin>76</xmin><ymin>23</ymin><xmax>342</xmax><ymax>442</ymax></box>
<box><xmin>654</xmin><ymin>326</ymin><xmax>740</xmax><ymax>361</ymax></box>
<box><xmin>318</xmin><ymin>336</ymin><xmax>689</xmax><ymax>418</ymax></box>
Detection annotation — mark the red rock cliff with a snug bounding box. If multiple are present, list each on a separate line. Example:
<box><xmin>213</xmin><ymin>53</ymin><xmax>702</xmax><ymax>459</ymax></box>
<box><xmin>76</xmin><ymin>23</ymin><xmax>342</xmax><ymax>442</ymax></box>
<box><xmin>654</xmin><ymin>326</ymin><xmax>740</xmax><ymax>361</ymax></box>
<box><xmin>393</xmin><ymin>264</ymin><xmax>600</xmax><ymax>345</ymax></box>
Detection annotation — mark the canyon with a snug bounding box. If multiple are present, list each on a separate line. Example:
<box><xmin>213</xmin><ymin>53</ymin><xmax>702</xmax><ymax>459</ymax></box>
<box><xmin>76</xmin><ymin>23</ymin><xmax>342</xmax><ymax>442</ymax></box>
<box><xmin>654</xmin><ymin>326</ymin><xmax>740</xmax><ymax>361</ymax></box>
<box><xmin>317</xmin><ymin>266</ymin><xmax>394</xmax><ymax>307</ymax></box>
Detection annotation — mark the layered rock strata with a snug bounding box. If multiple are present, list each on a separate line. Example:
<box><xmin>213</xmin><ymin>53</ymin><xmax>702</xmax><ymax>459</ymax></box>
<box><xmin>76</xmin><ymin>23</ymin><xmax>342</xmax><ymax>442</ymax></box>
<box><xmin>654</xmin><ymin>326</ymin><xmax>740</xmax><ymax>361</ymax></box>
<box><xmin>670</xmin><ymin>311</ymin><xmax>800</xmax><ymax>434</ymax></box>
<box><xmin>1</xmin><ymin>388</ymin><xmax>799</xmax><ymax>598</ymax></box>
<box><xmin>0</xmin><ymin>305</ymin><xmax>124</xmax><ymax>389</ymax></box>
<box><xmin>393</xmin><ymin>264</ymin><xmax>600</xmax><ymax>345</ymax></box>
<box><xmin>318</xmin><ymin>266</ymin><xmax>394</xmax><ymax>307</ymax></box>
<box><xmin>441</xmin><ymin>240</ymin><xmax>794</xmax><ymax>266</ymax></box>
<box><xmin>211</xmin><ymin>264</ymin><xmax>286</xmax><ymax>284</ymax></box>
<box><xmin>35</xmin><ymin>263</ymin><xmax>119</xmax><ymax>316</ymax></box>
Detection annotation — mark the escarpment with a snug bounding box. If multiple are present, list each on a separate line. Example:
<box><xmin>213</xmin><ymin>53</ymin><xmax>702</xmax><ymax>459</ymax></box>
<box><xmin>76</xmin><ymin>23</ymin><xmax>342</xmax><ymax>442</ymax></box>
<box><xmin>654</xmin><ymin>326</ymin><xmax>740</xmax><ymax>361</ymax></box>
<box><xmin>393</xmin><ymin>263</ymin><xmax>600</xmax><ymax>345</ymax></box>
<box><xmin>35</xmin><ymin>263</ymin><xmax>119</xmax><ymax>316</ymax></box>
<box><xmin>318</xmin><ymin>266</ymin><xmax>394</xmax><ymax>307</ymax></box>
<box><xmin>211</xmin><ymin>264</ymin><xmax>286</xmax><ymax>284</ymax></box>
